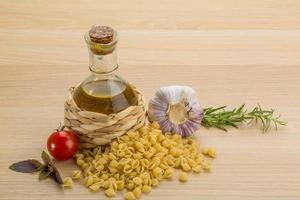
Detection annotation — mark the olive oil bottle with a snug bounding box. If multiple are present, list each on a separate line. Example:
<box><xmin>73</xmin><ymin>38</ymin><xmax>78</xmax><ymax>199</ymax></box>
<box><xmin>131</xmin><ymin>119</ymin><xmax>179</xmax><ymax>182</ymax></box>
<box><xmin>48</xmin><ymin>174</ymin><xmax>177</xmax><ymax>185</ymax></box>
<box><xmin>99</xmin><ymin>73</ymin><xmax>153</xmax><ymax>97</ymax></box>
<box><xmin>73</xmin><ymin>25</ymin><xmax>138</xmax><ymax>115</ymax></box>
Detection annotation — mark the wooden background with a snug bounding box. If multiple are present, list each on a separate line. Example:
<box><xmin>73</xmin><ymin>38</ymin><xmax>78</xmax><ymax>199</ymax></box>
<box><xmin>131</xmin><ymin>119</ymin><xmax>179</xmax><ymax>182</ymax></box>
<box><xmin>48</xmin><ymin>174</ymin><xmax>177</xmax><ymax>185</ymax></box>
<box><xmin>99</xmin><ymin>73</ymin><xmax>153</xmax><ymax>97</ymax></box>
<box><xmin>0</xmin><ymin>0</ymin><xmax>300</xmax><ymax>199</ymax></box>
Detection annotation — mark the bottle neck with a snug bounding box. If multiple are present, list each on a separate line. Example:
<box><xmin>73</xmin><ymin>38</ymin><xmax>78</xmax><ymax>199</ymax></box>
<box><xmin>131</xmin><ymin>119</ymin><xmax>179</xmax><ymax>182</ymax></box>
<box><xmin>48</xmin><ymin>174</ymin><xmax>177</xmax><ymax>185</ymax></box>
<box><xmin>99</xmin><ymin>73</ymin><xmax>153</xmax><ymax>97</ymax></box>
<box><xmin>89</xmin><ymin>50</ymin><xmax>118</xmax><ymax>74</ymax></box>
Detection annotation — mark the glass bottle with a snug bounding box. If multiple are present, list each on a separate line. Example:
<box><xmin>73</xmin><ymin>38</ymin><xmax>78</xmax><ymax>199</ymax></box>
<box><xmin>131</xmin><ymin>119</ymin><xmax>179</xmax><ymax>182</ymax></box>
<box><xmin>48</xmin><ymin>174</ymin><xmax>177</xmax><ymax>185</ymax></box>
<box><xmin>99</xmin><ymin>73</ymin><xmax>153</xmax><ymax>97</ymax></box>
<box><xmin>73</xmin><ymin>25</ymin><xmax>138</xmax><ymax>115</ymax></box>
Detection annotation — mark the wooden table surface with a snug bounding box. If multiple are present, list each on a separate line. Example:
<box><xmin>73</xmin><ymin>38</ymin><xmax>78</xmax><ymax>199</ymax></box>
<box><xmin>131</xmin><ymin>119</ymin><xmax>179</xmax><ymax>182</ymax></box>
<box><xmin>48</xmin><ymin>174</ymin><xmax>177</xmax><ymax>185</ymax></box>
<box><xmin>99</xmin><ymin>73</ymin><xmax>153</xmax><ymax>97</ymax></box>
<box><xmin>1</xmin><ymin>0</ymin><xmax>300</xmax><ymax>199</ymax></box>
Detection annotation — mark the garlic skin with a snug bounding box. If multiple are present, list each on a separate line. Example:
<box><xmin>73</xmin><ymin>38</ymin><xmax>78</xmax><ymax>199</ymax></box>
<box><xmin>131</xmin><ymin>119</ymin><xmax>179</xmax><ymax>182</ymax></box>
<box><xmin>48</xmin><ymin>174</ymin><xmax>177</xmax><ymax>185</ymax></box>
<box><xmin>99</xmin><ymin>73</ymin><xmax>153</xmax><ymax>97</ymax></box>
<box><xmin>148</xmin><ymin>86</ymin><xmax>204</xmax><ymax>137</ymax></box>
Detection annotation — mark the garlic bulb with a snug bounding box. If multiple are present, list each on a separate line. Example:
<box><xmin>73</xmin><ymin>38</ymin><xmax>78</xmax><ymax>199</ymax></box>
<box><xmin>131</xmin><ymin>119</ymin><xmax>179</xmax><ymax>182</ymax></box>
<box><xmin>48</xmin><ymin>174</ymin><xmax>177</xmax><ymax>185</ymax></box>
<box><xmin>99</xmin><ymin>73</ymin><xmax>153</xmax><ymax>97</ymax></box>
<box><xmin>148</xmin><ymin>86</ymin><xmax>204</xmax><ymax>137</ymax></box>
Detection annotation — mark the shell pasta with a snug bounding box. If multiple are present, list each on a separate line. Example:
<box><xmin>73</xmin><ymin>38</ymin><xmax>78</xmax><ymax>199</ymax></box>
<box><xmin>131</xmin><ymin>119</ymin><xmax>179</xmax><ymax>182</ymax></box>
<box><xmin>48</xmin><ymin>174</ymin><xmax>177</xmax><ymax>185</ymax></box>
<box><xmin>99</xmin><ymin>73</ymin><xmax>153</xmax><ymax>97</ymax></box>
<box><xmin>75</xmin><ymin>122</ymin><xmax>216</xmax><ymax>199</ymax></box>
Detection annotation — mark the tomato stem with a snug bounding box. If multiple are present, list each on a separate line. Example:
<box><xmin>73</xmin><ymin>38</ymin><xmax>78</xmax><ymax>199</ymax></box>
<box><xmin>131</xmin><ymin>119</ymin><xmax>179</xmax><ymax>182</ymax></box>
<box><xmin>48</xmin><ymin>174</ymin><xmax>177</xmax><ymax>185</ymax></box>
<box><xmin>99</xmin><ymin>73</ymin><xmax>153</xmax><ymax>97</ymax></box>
<box><xmin>56</xmin><ymin>123</ymin><xmax>65</xmax><ymax>132</ymax></box>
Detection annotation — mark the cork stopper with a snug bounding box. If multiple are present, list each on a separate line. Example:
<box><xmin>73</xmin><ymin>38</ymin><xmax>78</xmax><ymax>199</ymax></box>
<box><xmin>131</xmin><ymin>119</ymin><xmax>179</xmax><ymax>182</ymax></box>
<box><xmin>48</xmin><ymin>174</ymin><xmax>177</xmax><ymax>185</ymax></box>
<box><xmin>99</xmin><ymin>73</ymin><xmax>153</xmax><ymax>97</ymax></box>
<box><xmin>89</xmin><ymin>25</ymin><xmax>114</xmax><ymax>44</ymax></box>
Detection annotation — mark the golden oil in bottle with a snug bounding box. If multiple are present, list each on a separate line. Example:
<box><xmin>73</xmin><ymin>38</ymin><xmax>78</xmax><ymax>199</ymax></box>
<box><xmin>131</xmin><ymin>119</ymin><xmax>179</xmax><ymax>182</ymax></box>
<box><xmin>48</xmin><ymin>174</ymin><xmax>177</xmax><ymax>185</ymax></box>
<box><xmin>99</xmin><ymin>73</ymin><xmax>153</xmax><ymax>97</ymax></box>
<box><xmin>73</xmin><ymin>79</ymin><xmax>138</xmax><ymax>115</ymax></box>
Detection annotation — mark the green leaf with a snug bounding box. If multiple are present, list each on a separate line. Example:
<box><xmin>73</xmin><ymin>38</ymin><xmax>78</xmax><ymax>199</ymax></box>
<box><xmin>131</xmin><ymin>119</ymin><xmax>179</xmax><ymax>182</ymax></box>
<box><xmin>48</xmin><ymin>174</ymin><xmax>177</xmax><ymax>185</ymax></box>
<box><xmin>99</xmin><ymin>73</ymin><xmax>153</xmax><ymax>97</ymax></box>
<box><xmin>41</xmin><ymin>151</ymin><xmax>53</xmax><ymax>165</ymax></box>
<box><xmin>226</xmin><ymin>121</ymin><xmax>239</xmax><ymax>128</ymax></box>
<box><xmin>9</xmin><ymin>160</ymin><xmax>43</xmax><ymax>173</ymax></box>
<box><xmin>236</xmin><ymin>104</ymin><xmax>245</xmax><ymax>113</ymax></box>
<box><xmin>204</xmin><ymin>106</ymin><xmax>226</xmax><ymax>115</ymax></box>
<box><xmin>38</xmin><ymin>165</ymin><xmax>53</xmax><ymax>181</ymax></box>
<box><xmin>215</xmin><ymin>125</ymin><xmax>228</xmax><ymax>132</ymax></box>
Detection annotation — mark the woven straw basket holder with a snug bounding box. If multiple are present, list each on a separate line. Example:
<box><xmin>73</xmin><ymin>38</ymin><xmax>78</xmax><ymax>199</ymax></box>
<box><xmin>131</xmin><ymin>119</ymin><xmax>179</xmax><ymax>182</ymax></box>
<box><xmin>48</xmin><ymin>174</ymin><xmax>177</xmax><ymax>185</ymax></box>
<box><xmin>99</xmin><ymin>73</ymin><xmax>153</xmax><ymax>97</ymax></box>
<box><xmin>64</xmin><ymin>86</ymin><xmax>147</xmax><ymax>149</ymax></box>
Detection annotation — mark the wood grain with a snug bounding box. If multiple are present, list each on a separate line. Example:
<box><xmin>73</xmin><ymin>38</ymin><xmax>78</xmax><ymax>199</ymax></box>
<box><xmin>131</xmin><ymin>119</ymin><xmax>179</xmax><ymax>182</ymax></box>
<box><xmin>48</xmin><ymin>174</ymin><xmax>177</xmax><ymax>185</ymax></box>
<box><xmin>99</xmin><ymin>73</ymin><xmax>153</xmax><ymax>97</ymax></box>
<box><xmin>1</xmin><ymin>0</ymin><xmax>300</xmax><ymax>30</ymax></box>
<box><xmin>0</xmin><ymin>0</ymin><xmax>300</xmax><ymax>200</ymax></box>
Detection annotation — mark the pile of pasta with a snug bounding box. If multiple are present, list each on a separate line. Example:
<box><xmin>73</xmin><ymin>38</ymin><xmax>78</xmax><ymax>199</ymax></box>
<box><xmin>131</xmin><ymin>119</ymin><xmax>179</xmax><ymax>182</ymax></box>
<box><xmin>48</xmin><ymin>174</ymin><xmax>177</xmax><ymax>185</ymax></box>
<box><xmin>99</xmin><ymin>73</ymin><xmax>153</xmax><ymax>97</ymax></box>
<box><xmin>72</xmin><ymin>122</ymin><xmax>216</xmax><ymax>200</ymax></box>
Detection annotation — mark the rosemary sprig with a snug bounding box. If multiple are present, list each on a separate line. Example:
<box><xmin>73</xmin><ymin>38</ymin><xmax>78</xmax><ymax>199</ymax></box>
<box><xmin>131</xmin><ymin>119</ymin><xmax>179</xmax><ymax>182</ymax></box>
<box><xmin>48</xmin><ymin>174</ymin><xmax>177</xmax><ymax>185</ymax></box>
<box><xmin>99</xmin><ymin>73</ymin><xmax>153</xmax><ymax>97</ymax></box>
<box><xmin>202</xmin><ymin>104</ymin><xmax>287</xmax><ymax>132</ymax></box>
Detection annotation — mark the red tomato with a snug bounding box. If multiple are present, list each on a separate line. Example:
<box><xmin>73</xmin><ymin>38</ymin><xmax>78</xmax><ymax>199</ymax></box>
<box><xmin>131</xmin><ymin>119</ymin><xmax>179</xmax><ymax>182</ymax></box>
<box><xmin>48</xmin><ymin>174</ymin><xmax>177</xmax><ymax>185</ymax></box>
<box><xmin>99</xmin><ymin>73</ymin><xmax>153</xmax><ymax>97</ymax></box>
<box><xmin>47</xmin><ymin>130</ymin><xmax>78</xmax><ymax>161</ymax></box>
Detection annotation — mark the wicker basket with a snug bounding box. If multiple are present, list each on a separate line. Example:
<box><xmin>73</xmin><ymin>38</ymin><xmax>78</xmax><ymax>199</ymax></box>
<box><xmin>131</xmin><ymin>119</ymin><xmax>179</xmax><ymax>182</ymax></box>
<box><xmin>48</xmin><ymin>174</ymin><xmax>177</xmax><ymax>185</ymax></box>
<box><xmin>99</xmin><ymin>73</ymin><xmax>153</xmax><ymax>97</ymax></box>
<box><xmin>64</xmin><ymin>86</ymin><xmax>147</xmax><ymax>149</ymax></box>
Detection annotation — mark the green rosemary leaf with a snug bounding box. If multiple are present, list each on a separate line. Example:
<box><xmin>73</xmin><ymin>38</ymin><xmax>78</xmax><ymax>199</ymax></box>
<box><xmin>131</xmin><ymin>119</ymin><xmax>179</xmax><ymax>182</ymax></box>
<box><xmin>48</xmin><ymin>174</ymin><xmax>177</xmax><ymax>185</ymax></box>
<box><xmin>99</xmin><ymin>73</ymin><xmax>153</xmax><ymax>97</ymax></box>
<box><xmin>236</xmin><ymin>104</ymin><xmax>245</xmax><ymax>113</ymax></box>
<box><xmin>215</xmin><ymin>125</ymin><xmax>228</xmax><ymax>132</ymax></box>
<box><xmin>226</xmin><ymin>121</ymin><xmax>239</xmax><ymax>128</ymax></box>
<box><xmin>203</xmin><ymin>106</ymin><xmax>226</xmax><ymax>115</ymax></box>
<box><xmin>257</xmin><ymin>115</ymin><xmax>266</xmax><ymax>132</ymax></box>
<box><xmin>274</xmin><ymin>120</ymin><xmax>279</xmax><ymax>131</ymax></box>
<box><xmin>265</xmin><ymin>119</ymin><xmax>271</xmax><ymax>132</ymax></box>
